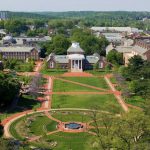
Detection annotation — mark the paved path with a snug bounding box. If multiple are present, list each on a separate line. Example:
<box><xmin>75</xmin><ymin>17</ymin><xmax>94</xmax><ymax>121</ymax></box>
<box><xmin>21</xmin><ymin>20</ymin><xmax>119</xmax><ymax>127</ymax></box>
<box><xmin>2</xmin><ymin>67</ymin><xmax>132</xmax><ymax>140</ymax></box>
<box><xmin>62</xmin><ymin>72</ymin><xmax>93</xmax><ymax>77</ymax></box>
<box><xmin>104</xmin><ymin>75</ymin><xmax>129</xmax><ymax>112</ymax></box>
<box><xmin>45</xmin><ymin>91</ymin><xmax>113</xmax><ymax>95</ymax></box>
<box><xmin>1</xmin><ymin>61</ymin><xmax>53</xmax><ymax>138</ymax></box>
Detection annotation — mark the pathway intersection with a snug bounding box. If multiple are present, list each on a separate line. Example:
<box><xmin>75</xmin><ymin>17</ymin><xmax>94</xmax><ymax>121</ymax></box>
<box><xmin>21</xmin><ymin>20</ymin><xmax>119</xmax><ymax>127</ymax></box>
<box><xmin>1</xmin><ymin>62</ymin><xmax>139</xmax><ymax>143</ymax></box>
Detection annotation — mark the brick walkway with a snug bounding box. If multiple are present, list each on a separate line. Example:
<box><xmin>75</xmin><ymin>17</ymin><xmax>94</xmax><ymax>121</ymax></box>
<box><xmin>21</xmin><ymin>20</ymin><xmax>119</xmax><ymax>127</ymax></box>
<box><xmin>104</xmin><ymin>75</ymin><xmax>129</xmax><ymax>112</ymax></box>
<box><xmin>62</xmin><ymin>72</ymin><xmax>93</xmax><ymax>77</ymax></box>
<box><xmin>1</xmin><ymin>66</ymin><xmax>140</xmax><ymax>140</ymax></box>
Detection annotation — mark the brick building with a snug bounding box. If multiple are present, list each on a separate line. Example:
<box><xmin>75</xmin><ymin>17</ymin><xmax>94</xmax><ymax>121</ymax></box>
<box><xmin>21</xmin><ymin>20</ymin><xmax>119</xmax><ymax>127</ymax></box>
<box><xmin>0</xmin><ymin>46</ymin><xmax>40</xmax><ymax>60</ymax></box>
<box><xmin>123</xmin><ymin>39</ymin><xmax>150</xmax><ymax>65</ymax></box>
<box><xmin>47</xmin><ymin>42</ymin><xmax>107</xmax><ymax>72</ymax></box>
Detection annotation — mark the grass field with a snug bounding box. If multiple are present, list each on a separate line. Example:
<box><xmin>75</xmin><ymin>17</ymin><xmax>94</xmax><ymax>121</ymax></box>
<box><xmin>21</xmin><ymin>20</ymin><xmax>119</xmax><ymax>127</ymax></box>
<box><xmin>45</xmin><ymin>132</ymin><xmax>96</xmax><ymax>150</ymax></box>
<box><xmin>30</xmin><ymin>115</ymin><xmax>58</xmax><ymax>135</ymax></box>
<box><xmin>7</xmin><ymin>73</ymin><xmax>124</xmax><ymax>149</ymax></box>
<box><xmin>52</xmin><ymin>94</ymin><xmax>122</xmax><ymax>113</ymax></box>
<box><xmin>41</xmin><ymin>69</ymin><xmax>68</xmax><ymax>76</ymax></box>
<box><xmin>53</xmin><ymin>79</ymin><xmax>101</xmax><ymax>92</ymax></box>
<box><xmin>52</xmin><ymin>111</ymin><xmax>92</xmax><ymax>123</ymax></box>
<box><xmin>53</xmin><ymin>77</ymin><xmax>109</xmax><ymax>92</ymax></box>
<box><xmin>63</xmin><ymin>77</ymin><xmax>109</xmax><ymax>89</ymax></box>
<box><xmin>125</xmin><ymin>96</ymin><xmax>145</xmax><ymax>108</ymax></box>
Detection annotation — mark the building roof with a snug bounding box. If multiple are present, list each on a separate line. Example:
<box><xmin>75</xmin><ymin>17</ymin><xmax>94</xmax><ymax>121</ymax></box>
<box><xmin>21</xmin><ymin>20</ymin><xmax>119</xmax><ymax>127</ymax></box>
<box><xmin>0</xmin><ymin>46</ymin><xmax>37</xmax><ymax>52</ymax></box>
<box><xmin>116</xmin><ymin>46</ymin><xmax>133</xmax><ymax>53</ymax></box>
<box><xmin>0</xmin><ymin>29</ymin><xmax>6</xmax><ymax>35</ymax></box>
<box><xmin>68</xmin><ymin>54</ymin><xmax>85</xmax><ymax>60</ymax></box>
<box><xmin>86</xmin><ymin>55</ymin><xmax>100</xmax><ymax>64</ymax></box>
<box><xmin>91</xmin><ymin>27</ymin><xmax>142</xmax><ymax>33</ymax></box>
<box><xmin>132</xmin><ymin>45</ymin><xmax>148</xmax><ymax>54</ymax></box>
<box><xmin>14</xmin><ymin>36</ymin><xmax>51</xmax><ymax>44</ymax></box>
<box><xmin>55</xmin><ymin>55</ymin><xmax>68</xmax><ymax>63</ymax></box>
<box><xmin>67</xmin><ymin>42</ymin><xmax>84</xmax><ymax>53</ymax></box>
<box><xmin>3</xmin><ymin>35</ymin><xmax>13</xmax><ymax>41</ymax></box>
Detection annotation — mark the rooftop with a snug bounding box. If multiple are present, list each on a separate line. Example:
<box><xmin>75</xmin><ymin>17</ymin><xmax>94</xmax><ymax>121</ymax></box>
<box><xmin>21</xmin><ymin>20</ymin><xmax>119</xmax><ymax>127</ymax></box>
<box><xmin>67</xmin><ymin>42</ymin><xmax>84</xmax><ymax>53</ymax></box>
<box><xmin>0</xmin><ymin>46</ymin><xmax>37</xmax><ymax>52</ymax></box>
<box><xmin>68</xmin><ymin>54</ymin><xmax>85</xmax><ymax>60</ymax></box>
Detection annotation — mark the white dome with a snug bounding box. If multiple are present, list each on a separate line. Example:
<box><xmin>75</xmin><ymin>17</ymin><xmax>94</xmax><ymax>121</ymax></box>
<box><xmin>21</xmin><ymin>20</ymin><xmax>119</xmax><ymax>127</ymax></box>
<box><xmin>3</xmin><ymin>36</ymin><xmax>13</xmax><ymax>41</ymax></box>
<box><xmin>72</xmin><ymin>42</ymin><xmax>80</xmax><ymax>48</ymax></box>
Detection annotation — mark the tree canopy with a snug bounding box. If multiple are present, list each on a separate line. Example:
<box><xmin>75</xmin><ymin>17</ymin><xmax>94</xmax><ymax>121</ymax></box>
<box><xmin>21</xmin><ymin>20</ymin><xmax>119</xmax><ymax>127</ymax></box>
<box><xmin>106</xmin><ymin>50</ymin><xmax>123</xmax><ymax>65</ymax></box>
<box><xmin>0</xmin><ymin>72</ymin><xmax>21</xmax><ymax>108</ymax></box>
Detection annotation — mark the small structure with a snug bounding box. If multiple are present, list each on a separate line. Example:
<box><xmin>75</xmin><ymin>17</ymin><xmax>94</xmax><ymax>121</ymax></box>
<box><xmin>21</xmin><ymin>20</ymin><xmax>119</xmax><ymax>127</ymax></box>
<box><xmin>47</xmin><ymin>42</ymin><xmax>107</xmax><ymax>72</ymax></box>
<box><xmin>57</xmin><ymin>122</ymin><xmax>86</xmax><ymax>133</ymax></box>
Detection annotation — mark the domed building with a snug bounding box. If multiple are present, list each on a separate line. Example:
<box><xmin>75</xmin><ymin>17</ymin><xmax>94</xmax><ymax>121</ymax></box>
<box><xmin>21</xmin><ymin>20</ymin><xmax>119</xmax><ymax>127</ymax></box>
<box><xmin>47</xmin><ymin>42</ymin><xmax>107</xmax><ymax>72</ymax></box>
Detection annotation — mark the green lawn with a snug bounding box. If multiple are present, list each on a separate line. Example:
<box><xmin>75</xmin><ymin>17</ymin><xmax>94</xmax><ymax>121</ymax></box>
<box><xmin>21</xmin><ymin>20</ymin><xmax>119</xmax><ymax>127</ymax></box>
<box><xmin>30</xmin><ymin>115</ymin><xmax>58</xmax><ymax>135</ymax></box>
<box><xmin>53</xmin><ymin>78</ymin><xmax>100</xmax><ymax>92</ymax></box>
<box><xmin>9</xmin><ymin>116</ymin><xmax>26</xmax><ymax>140</ymax></box>
<box><xmin>52</xmin><ymin>111</ymin><xmax>92</xmax><ymax>123</ymax></box>
<box><xmin>41</xmin><ymin>69</ymin><xmax>68</xmax><ymax>76</ymax></box>
<box><xmin>52</xmin><ymin>94</ymin><xmax>122</xmax><ymax>113</ymax></box>
<box><xmin>125</xmin><ymin>96</ymin><xmax>145</xmax><ymax>108</ymax></box>
<box><xmin>110</xmin><ymin>77</ymin><xmax>117</xmax><ymax>84</ymax></box>
<box><xmin>85</xmin><ymin>70</ymin><xmax>112</xmax><ymax>75</ymax></box>
<box><xmin>63</xmin><ymin>77</ymin><xmax>109</xmax><ymax>89</ymax></box>
<box><xmin>45</xmin><ymin>132</ymin><xmax>96</xmax><ymax>150</ymax></box>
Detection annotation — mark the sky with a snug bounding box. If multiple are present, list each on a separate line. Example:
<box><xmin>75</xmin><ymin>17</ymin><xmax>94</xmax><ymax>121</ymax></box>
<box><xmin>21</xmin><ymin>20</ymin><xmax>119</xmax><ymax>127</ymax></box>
<box><xmin>0</xmin><ymin>0</ymin><xmax>150</xmax><ymax>12</ymax></box>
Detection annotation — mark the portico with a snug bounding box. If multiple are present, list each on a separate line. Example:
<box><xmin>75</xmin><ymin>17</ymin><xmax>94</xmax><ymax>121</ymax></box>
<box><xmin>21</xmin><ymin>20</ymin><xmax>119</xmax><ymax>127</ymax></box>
<box><xmin>68</xmin><ymin>54</ymin><xmax>85</xmax><ymax>72</ymax></box>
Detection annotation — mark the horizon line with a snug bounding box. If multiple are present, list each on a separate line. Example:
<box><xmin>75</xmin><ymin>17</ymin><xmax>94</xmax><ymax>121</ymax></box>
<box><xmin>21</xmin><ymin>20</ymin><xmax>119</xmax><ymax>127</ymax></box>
<box><xmin>0</xmin><ymin>10</ymin><xmax>150</xmax><ymax>13</ymax></box>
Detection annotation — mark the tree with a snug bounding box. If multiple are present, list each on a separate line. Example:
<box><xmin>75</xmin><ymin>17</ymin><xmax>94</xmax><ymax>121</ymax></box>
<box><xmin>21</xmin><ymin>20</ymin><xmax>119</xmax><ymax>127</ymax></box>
<box><xmin>4</xmin><ymin>20</ymin><xmax>28</xmax><ymax>35</ymax></box>
<box><xmin>107</xmin><ymin>50</ymin><xmax>123</xmax><ymax>65</ymax></box>
<box><xmin>128</xmin><ymin>55</ymin><xmax>144</xmax><ymax>73</ymax></box>
<box><xmin>71</xmin><ymin>28</ymin><xmax>109</xmax><ymax>55</ymax></box>
<box><xmin>0</xmin><ymin>120</ymin><xmax>3</xmax><ymax>137</ymax></box>
<box><xmin>112</xmin><ymin>110</ymin><xmax>150</xmax><ymax>150</ymax></box>
<box><xmin>46</xmin><ymin>34</ymin><xmax>71</xmax><ymax>55</ymax></box>
<box><xmin>0</xmin><ymin>72</ymin><xmax>21</xmax><ymax>108</ymax></box>
<box><xmin>91</xmin><ymin>109</ymin><xmax>150</xmax><ymax>150</ymax></box>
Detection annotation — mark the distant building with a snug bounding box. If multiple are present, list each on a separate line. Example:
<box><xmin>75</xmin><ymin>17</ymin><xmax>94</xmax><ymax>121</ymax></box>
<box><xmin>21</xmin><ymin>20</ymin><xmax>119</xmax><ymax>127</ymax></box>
<box><xmin>14</xmin><ymin>36</ymin><xmax>51</xmax><ymax>45</ymax></box>
<box><xmin>123</xmin><ymin>39</ymin><xmax>150</xmax><ymax>65</ymax></box>
<box><xmin>100</xmin><ymin>33</ymin><xmax>123</xmax><ymax>44</ymax></box>
<box><xmin>106</xmin><ymin>39</ymin><xmax>134</xmax><ymax>55</ymax></box>
<box><xmin>0</xmin><ymin>46</ymin><xmax>40</xmax><ymax>60</ymax></box>
<box><xmin>91</xmin><ymin>27</ymin><xmax>143</xmax><ymax>34</ymax></box>
<box><xmin>47</xmin><ymin>42</ymin><xmax>107</xmax><ymax>72</ymax></box>
<box><xmin>0</xmin><ymin>11</ymin><xmax>8</xmax><ymax>20</ymax></box>
<box><xmin>106</xmin><ymin>39</ymin><xmax>150</xmax><ymax>66</ymax></box>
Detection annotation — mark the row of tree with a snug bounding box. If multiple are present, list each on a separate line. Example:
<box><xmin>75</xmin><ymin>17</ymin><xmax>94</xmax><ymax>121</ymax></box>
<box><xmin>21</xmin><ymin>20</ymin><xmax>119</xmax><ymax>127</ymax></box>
<box><xmin>41</xmin><ymin>28</ymin><xmax>109</xmax><ymax>56</ymax></box>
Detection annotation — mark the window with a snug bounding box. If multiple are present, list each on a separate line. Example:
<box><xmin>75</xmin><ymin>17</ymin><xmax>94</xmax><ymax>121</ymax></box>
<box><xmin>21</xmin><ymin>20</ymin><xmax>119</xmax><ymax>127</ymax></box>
<box><xmin>99</xmin><ymin>62</ymin><xmax>104</xmax><ymax>68</ymax></box>
<box><xmin>50</xmin><ymin>62</ymin><xmax>54</xmax><ymax>68</ymax></box>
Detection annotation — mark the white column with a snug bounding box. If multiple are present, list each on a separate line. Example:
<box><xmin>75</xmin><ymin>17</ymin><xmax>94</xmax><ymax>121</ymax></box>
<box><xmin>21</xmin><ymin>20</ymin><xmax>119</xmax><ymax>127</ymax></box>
<box><xmin>71</xmin><ymin>59</ymin><xmax>72</xmax><ymax>70</ymax></box>
<box><xmin>78</xmin><ymin>59</ymin><xmax>79</xmax><ymax>70</ymax></box>
<box><xmin>81</xmin><ymin>60</ymin><xmax>82</xmax><ymax>70</ymax></box>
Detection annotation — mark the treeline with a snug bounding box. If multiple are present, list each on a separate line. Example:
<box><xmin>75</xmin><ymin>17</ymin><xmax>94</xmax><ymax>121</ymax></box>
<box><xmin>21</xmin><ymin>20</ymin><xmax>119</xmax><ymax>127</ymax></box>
<box><xmin>1</xmin><ymin>11</ymin><xmax>150</xmax><ymax>36</ymax></box>
<box><xmin>9</xmin><ymin>11</ymin><xmax>150</xmax><ymax>20</ymax></box>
